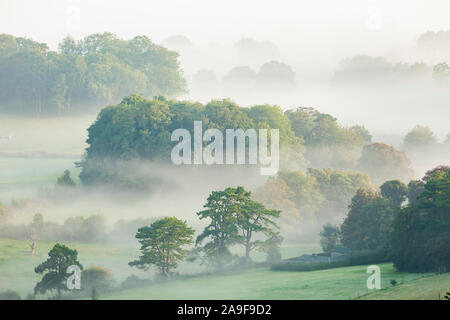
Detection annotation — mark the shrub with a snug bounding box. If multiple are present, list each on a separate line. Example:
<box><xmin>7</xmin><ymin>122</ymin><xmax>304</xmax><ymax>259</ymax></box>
<box><xmin>0</xmin><ymin>289</ymin><xmax>21</xmax><ymax>300</ymax></box>
<box><xmin>81</xmin><ymin>266</ymin><xmax>114</xmax><ymax>294</ymax></box>
<box><xmin>270</xmin><ymin>249</ymin><xmax>389</xmax><ymax>271</ymax></box>
<box><xmin>346</xmin><ymin>249</ymin><xmax>390</xmax><ymax>265</ymax></box>
<box><xmin>120</xmin><ymin>275</ymin><xmax>152</xmax><ymax>290</ymax></box>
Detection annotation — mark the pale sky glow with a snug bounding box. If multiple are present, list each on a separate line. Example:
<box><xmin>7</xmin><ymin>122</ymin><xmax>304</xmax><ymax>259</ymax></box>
<box><xmin>1</xmin><ymin>0</ymin><xmax>450</xmax><ymax>139</ymax></box>
<box><xmin>1</xmin><ymin>0</ymin><xmax>450</xmax><ymax>56</ymax></box>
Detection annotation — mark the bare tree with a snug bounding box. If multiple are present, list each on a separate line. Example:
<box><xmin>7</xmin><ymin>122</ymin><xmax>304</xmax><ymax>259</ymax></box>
<box><xmin>27</xmin><ymin>213</ymin><xmax>44</xmax><ymax>256</ymax></box>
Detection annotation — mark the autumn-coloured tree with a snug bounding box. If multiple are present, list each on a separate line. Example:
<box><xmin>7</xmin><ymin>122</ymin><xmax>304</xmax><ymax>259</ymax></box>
<box><xmin>357</xmin><ymin>143</ymin><xmax>414</xmax><ymax>184</ymax></box>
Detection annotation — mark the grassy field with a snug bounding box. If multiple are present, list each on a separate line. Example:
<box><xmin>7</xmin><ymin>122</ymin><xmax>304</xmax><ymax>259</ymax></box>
<box><xmin>0</xmin><ymin>156</ymin><xmax>81</xmax><ymax>201</ymax></box>
<box><xmin>0</xmin><ymin>115</ymin><xmax>93</xmax><ymax>156</ymax></box>
<box><xmin>0</xmin><ymin>116</ymin><xmax>448</xmax><ymax>300</ymax></box>
<box><xmin>0</xmin><ymin>238</ymin><xmax>145</xmax><ymax>297</ymax></box>
<box><xmin>359</xmin><ymin>273</ymin><xmax>450</xmax><ymax>300</ymax></box>
<box><xmin>2</xmin><ymin>239</ymin><xmax>446</xmax><ymax>300</ymax></box>
<box><xmin>0</xmin><ymin>238</ymin><xmax>320</xmax><ymax>298</ymax></box>
<box><xmin>101</xmin><ymin>263</ymin><xmax>445</xmax><ymax>300</ymax></box>
<box><xmin>0</xmin><ymin>115</ymin><xmax>92</xmax><ymax>202</ymax></box>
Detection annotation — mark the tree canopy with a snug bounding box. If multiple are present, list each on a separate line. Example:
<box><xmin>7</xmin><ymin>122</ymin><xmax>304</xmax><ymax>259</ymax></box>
<box><xmin>254</xmin><ymin>168</ymin><xmax>375</xmax><ymax>227</ymax></box>
<box><xmin>196</xmin><ymin>186</ymin><xmax>281</xmax><ymax>268</ymax></box>
<box><xmin>285</xmin><ymin>107</ymin><xmax>367</xmax><ymax>169</ymax></box>
<box><xmin>403</xmin><ymin>125</ymin><xmax>437</xmax><ymax>150</ymax></box>
<box><xmin>357</xmin><ymin>143</ymin><xmax>414</xmax><ymax>184</ymax></box>
<box><xmin>340</xmin><ymin>189</ymin><xmax>395</xmax><ymax>251</ymax></box>
<box><xmin>129</xmin><ymin>217</ymin><xmax>194</xmax><ymax>278</ymax></box>
<box><xmin>0</xmin><ymin>33</ymin><xmax>186</xmax><ymax>115</ymax></box>
<box><xmin>380</xmin><ymin>180</ymin><xmax>408</xmax><ymax>207</ymax></box>
<box><xmin>79</xmin><ymin>95</ymin><xmax>376</xmax><ymax>187</ymax></box>
<box><xmin>391</xmin><ymin>168</ymin><xmax>450</xmax><ymax>272</ymax></box>
<box><xmin>79</xmin><ymin>95</ymin><xmax>305</xmax><ymax>186</ymax></box>
<box><xmin>34</xmin><ymin>243</ymin><xmax>83</xmax><ymax>299</ymax></box>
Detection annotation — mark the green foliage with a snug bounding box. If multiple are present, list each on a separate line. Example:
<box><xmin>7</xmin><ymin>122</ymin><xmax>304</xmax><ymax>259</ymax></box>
<box><xmin>403</xmin><ymin>125</ymin><xmax>437</xmax><ymax>150</ymax></box>
<box><xmin>432</xmin><ymin>62</ymin><xmax>450</xmax><ymax>82</ymax></box>
<box><xmin>350</xmin><ymin>125</ymin><xmax>372</xmax><ymax>144</ymax></box>
<box><xmin>79</xmin><ymin>96</ymin><xmax>305</xmax><ymax>186</ymax></box>
<box><xmin>196</xmin><ymin>187</ymin><xmax>246</xmax><ymax>269</ymax></box>
<box><xmin>61</xmin><ymin>215</ymin><xmax>107</xmax><ymax>242</ymax></box>
<box><xmin>285</xmin><ymin>107</ymin><xmax>367</xmax><ymax>168</ymax></box>
<box><xmin>319</xmin><ymin>224</ymin><xmax>341</xmax><ymax>254</ymax></box>
<box><xmin>0</xmin><ymin>33</ymin><xmax>186</xmax><ymax>115</ymax></box>
<box><xmin>196</xmin><ymin>186</ymin><xmax>281</xmax><ymax>269</ymax></box>
<box><xmin>277</xmin><ymin>170</ymin><xmax>325</xmax><ymax>222</ymax></box>
<box><xmin>235</xmin><ymin>190</ymin><xmax>281</xmax><ymax>265</ymax></box>
<box><xmin>129</xmin><ymin>217</ymin><xmax>194</xmax><ymax>278</ymax></box>
<box><xmin>34</xmin><ymin>243</ymin><xmax>83</xmax><ymax>299</ymax></box>
<box><xmin>260</xmin><ymin>235</ymin><xmax>283</xmax><ymax>262</ymax></box>
<box><xmin>0</xmin><ymin>289</ymin><xmax>21</xmax><ymax>300</ymax></box>
<box><xmin>407</xmin><ymin>180</ymin><xmax>425</xmax><ymax>205</ymax></box>
<box><xmin>341</xmin><ymin>189</ymin><xmax>396</xmax><ymax>251</ymax></box>
<box><xmin>257</xmin><ymin>61</ymin><xmax>295</xmax><ymax>86</ymax></box>
<box><xmin>91</xmin><ymin>288</ymin><xmax>99</xmax><ymax>300</ymax></box>
<box><xmin>271</xmin><ymin>249</ymin><xmax>389</xmax><ymax>271</ymax></box>
<box><xmin>380</xmin><ymin>180</ymin><xmax>408</xmax><ymax>207</ymax></box>
<box><xmin>82</xmin><ymin>266</ymin><xmax>114</xmax><ymax>294</ymax></box>
<box><xmin>0</xmin><ymin>213</ymin><xmax>151</xmax><ymax>243</ymax></box>
<box><xmin>333</xmin><ymin>55</ymin><xmax>431</xmax><ymax>84</ymax></box>
<box><xmin>254</xmin><ymin>168</ymin><xmax>374</xmax><ymax>226</ymax></box>
<box><xmin>308</xmin><ymin>168</ymin><xmax>375</xmax><ymax>218</ymax></box>
<box><xmin>120</xmin><ymin>275</ymin><xmax>153</xmax><ymax>290</ymax></box>
<box><xmin>56</xmin><ymin>170</ymin><xmax>76</xmax><ymax>188</ymax></box>
<box><xmin>423</xmin><ymin>165</ymin><xmax>450</xmax><ymax>181</ymax></box>
<box><xmin>391</xmin><ymin>169</ymin><xmax>450</xmax><ymax>272</ymax></box>
<box><xmin>285</xmin><ymin>107</ymin><xmax>366</xmax><ymax>149</ymax></box>
<box><xmin>29</xmin><ymin>213</ymin><xmax>44</xmax><ymax>237</ymax></box>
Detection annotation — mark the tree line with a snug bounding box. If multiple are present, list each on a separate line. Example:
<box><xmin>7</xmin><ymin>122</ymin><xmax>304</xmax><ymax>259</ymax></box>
<box><xmin>320</xmin><ymin>165</ymin><xmax>450</xmax><ymax>273</ymax></box>
<box><xmin>79</xmin><ymin>94</ymin><xmax>413</xmax><ymax>187</ymax></box>
<box><xmin>0</xmin><ymin>33</ymin><xmax>186</xmax><ymax>115</ymax></box>
<box><xmin>28</xmin><ymin>186</ymin><xmax>280</xmax><ymax>299</ymax></box>
<box><xmin>26</xmin><ymin>166</ymin><xmax>449</xmax><ymax>299</ymax></box>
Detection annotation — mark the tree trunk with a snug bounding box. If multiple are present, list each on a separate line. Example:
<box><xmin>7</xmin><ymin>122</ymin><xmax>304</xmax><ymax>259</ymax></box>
<box><xmin>245</xmin><ymin>245</ymin><xmax>250</xmax><ymax>265</ymax></box>
<box><xmin>30</xmin><ymin>241</ymin><xmax>36</xmax><ymax>256</ymax></box>
<box><xmin>245</xmin><ymin>231</ymin><xmax>252</xmax><ymax>267</ymax></box>
<box><xmin>166</xmin><ymin>255</ymin><xmax>170</xmax><ymax>279</ymax></box>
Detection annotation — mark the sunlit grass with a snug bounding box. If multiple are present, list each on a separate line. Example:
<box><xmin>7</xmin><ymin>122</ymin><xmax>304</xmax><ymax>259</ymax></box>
<box><xmin>0</xmin><ymin>238</ymin><xmax>318</xmax><ymax>298</ymax></box>
<box><xmin>101</xmin><ymin>263</ymin><xmax>439</xmax><ymax>300</ymax></box>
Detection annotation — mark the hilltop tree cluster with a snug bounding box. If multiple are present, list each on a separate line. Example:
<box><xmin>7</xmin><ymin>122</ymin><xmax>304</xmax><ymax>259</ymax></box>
<box><xmin>80</xmin><ymin>95</ymin><xmax>402</xmax><ymax>187</ymax></box>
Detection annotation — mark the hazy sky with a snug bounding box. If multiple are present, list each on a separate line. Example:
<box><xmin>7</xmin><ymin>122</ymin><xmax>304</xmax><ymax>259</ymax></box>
<box><xmin>2</xmin><ymin>0</ymin><xmax>450</xmax><ymax>139</ymax></box>
<box><xmin>2</xmin><ymin>0</ymin><xmax>450</xmax><ymax>60</ymax></box>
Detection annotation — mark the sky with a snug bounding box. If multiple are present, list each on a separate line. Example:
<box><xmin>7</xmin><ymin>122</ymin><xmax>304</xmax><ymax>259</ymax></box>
<box><xmin>1</xmin><ymin>0</ymin><xmax>450</xmax><ymax>139</ymax></box>
<box><xmin>1</xmin><ymin>0</ymin><xmax>450</xmax><ymax>58</ymax></box>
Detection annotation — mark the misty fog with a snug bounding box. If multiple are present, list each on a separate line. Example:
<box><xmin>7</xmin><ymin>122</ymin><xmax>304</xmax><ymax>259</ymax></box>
<box><xmin>0</xmin><ymin>0</ymin><xmax>449</xmax><ymax>301</ymax></box>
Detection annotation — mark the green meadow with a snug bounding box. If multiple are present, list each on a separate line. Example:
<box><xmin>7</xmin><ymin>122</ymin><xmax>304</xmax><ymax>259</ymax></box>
<box><xmin>100</xmin><ymin>263</ymin><xmax>445</xmax><ymax>300</ymax></box>
<box><xmin>1</xmin><ymin>238</ymin><xmax>448</xmax><ymax>300</ymax></box>
<box><xmin>0</xmin><ymin>117</ymin><xmax>448</xmax><ymax>301</ymax></box>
